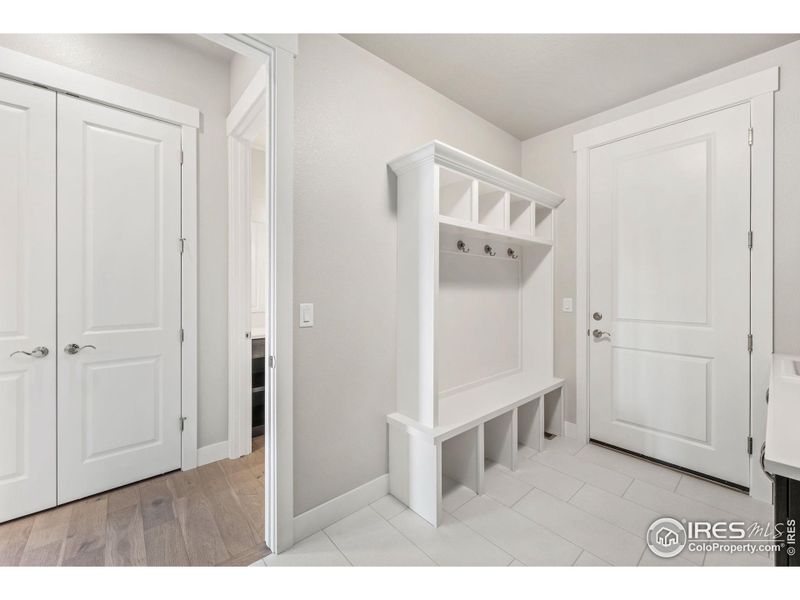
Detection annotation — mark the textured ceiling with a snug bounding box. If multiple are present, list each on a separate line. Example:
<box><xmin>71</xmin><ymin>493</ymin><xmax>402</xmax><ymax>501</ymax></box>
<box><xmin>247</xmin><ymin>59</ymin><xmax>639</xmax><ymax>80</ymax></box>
<box><xmin>344</xmin><ymin>34</ymin><xmax>799</xmax><ymax>139</ymax></box>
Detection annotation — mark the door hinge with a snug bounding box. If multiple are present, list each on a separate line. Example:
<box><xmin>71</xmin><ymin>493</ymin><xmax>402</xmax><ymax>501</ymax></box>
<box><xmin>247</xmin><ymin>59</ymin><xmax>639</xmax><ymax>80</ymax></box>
<box><xmin>747</xmin><ymin>436</ymin><xmax>753</xmax><ymax>455</ymax></box>
<box><xmin>748</xmin><ymin>230</ymin><xmax>753</xmax><ymax>250</ymax></box>
<box><xmin>180</xmin><ymin>149</ymin><xmax>184</xmax><ymax>165</ymax></box>
<box><xmin>179</xmin><ymin>328</ymin><xmax>185</xmax><ymax>343</ymax></box>
<box><xmin>268</xmin><ymin>355</ymin><xmax>276</xmax><ymax>369</ymax></box>
<box><xmin>748</xmin><ymin>127</ymin><xmax>753</xmax><ymax>146</ymax></box>
<box><xmin>179</xmin><ymin>416</ymin><xmax>187</xmax><ymax>432</ymax></box>
<box><xmin>747</xmin><ymin>333</ymin><xmax>753</xmax><ymax>353</ymax></box>
<box><xmin>178</xmin><ymin>237</ymin><xmax>186</xmax><ymax>254</ymax></box>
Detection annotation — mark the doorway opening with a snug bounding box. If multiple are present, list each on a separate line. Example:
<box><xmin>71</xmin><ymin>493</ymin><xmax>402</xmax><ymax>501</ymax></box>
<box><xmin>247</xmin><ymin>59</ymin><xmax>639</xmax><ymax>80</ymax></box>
<box><xmin>226</xmin><ymin>63</ymin><xmax>269</xmax><ymax>461</ymax></box>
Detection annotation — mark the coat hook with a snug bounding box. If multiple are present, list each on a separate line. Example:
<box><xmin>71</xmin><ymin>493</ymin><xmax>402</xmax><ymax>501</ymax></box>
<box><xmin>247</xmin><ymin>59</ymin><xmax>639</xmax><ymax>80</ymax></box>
<box><xmin>457</xmin><ymin>240</ymin><xmax>470</xmax><ymax>253</ymax></box>
<box><xmin>484</xmin><ymin>244</ymin><xmax>496</xmax><ymax>257</ymax></box>
<box><xmin>507</xmin><ymin>248</ymin><xmax>518</xmax><ymax>259</ymax></box>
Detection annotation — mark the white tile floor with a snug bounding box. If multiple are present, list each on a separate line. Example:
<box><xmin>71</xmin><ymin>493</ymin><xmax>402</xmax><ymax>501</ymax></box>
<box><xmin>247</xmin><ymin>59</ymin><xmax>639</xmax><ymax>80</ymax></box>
<box><xmin>250</xmin><ymin>438</ymin><xmax>774</xmax><ymax>567</ymax></box>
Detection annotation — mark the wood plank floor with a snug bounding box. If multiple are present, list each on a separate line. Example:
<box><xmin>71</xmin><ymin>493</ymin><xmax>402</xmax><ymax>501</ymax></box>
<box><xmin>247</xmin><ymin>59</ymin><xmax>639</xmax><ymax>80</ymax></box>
<box><xmin>0</xmin><ymin>437</ymin><xmax>268</xmax><ymax>567</ymax></box>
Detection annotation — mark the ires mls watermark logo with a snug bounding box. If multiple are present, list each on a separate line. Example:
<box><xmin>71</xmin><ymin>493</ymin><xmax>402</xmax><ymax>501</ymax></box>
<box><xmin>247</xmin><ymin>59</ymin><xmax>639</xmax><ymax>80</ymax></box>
<box><xmin>646</xmin><ymin>517</ymin><xmax>790</xmax><ymax>558</ymax></box>
<box><xmin>646</xmin><ymin>518</ymin><xmax>687</xmax><ymax>558</ymax></box>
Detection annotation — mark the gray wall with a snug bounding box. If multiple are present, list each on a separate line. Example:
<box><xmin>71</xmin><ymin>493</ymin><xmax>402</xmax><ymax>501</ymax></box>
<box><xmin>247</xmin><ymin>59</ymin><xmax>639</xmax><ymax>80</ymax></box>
<box><xmin>293</xmin><ymin>34</ymin><xmax>521</xmax><ymax>514</ymax></box>
<box><xmin>521</xmin><ymin>40</ymin><xmax>800</xmax><ymax>424</ymax></box>
<box><xmin>0</xmin><ymin>34</ymin><xmax>233</xmax><ymax>447</ymax></box>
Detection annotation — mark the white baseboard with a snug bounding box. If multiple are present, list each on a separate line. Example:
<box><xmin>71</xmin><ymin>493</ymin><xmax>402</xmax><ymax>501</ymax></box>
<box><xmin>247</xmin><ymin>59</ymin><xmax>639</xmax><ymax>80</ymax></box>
<box><xmin>197</xmin><ymin>441</ymin><xmax>229</xmax><ymax>466</ymax></box>
<box><xmin>563</xmin><ymin>421</ymin><xmax>577</xmax><ymax>439</ymax></box>
<box><xmin>293</xmin><ymin>474</ymin><xmax>390</xmax><ymax>543</ymax></box>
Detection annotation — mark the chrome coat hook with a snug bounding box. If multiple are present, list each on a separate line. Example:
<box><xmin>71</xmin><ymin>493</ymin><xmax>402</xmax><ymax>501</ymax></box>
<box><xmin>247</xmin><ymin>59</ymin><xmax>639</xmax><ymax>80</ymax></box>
<box><xmin>456</xmin><ymin>240</ymin><xmax>470</xmax><ymax>253</ymax></box>
<box><xmin>484</xmin><ymin>244</ymin><xmax>496</xmax><ymax>257</ymax></box>
<box><xmin>507</xmin><ymin>248</ymin><xmax>518</xmax><ymax>259</ymax></box>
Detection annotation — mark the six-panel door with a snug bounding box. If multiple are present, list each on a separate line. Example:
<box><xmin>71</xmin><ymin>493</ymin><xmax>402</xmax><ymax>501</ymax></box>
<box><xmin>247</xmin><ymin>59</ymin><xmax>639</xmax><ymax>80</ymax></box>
<box><xmin>588</xmin><ymin>104</ymin><xmax>751</xmax><ymax>486</ymax></box>
<box><xmin>56</xmin><ymin>95</ymin><xmax>183</xmax><ymax>503</ymax></box>
<box><xmin>0</xmin><ymin>78</ymin><xmax>57</xmax><ymax>523</ymax></box>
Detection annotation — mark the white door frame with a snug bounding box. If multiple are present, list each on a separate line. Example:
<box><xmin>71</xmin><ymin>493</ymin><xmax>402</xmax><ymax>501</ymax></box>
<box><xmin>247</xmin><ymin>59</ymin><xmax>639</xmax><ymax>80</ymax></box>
<box><xmin>0</xmin><ymin>46</ymin><xmax>201</xmax><ymax>472</ymax></box>
<box><xmin>573</xmin><ymin>67</ymin><xmax>778</xmax><ymax>502</ymax></box>
<box><xmin>204</xmin><ymin>34</ymin><xmax>297</xmax><ymax>554</ymax></box>
<box><xmin>226</xmin><ymin>65</ymin><xmax>268</xmax><ymax>461</ymax></box>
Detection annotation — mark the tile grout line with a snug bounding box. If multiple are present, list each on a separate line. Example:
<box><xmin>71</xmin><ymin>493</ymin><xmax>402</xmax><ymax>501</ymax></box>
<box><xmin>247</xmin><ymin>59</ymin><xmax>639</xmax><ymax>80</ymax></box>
<box><xmin>443</xmin><ymin>504</ymin><xmax>526</xmax><ymax>565</ymax></box>
<box><xmin>566</xmin><ymin>481</ymin><xmax>586</xmax><ymax>503</ymax></box>
<box><xmin>508</xmin><ymin>485</ymin><xmax>645</xmax><ymax>565</ymax></box>
<box><xmin>321</xmin><ymin>527</ymin><xmax>354</xmax><ymax>566</ymax></box>
<box><xmin>377</xmin><ymin>505</ymin><xmax>441</xmax><ymax>566</ymax></box>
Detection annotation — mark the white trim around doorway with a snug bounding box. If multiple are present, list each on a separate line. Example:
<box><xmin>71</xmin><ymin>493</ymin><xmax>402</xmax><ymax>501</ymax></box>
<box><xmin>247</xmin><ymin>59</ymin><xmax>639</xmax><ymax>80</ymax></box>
<box><xmin>204</xmin><ymin>33</ymin><xmax>297</xmax><ymax>555</ymax></box>
<box><xmin>573</xmin><ymin>66</ymin><xmax>778</xmax><ymax>502</ymax></box>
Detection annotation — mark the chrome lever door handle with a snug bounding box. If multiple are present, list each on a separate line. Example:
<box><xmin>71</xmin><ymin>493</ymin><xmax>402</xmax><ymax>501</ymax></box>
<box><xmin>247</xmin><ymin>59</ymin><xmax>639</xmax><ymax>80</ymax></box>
<box><xmin>592</xmin><ymin>329</ymin><xmax>611</xmax><ymax>339</ymax></box>
<box><xmin>10</xmin><ymin>346</ymin><xmax>49</xmax><ymax>358</ymax></box>
<box><xmin>760</xmin><ymin>442</ymin><xmax>775</xmax><ymax>482</ymax></box>
<box><xmin>64</xmin><ymin>343</ymin><xmax>96</xmax><ymax>355</ymax></box>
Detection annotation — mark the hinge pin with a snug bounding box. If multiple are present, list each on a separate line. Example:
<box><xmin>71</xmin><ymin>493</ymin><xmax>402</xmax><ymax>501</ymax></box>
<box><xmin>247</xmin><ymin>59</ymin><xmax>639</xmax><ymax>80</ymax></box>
<box><xmin>748</xmin><ymin>127</ymin><xmax>754</xmax><ymax>146</ymax></box>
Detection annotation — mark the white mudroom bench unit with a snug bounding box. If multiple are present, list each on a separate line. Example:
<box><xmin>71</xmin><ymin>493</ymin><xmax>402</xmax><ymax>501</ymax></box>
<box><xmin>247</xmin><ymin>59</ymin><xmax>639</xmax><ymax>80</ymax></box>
<box><xmin>387</xmin><ymin>141</ymin><xmax>565</xmax><ymax>526</ymax></box>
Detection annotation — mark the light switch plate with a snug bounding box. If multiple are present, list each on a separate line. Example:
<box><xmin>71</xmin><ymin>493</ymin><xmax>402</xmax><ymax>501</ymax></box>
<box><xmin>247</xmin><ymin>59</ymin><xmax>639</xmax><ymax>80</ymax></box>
<box><xmin>299</xmin><ymin>303</ymin><xmax>314</xmax><ymax>327</ymax></box>
<box><xmin>562</xmin><ymin>298</ymin><xmax>573</xmax><ymax>313</ymax></box>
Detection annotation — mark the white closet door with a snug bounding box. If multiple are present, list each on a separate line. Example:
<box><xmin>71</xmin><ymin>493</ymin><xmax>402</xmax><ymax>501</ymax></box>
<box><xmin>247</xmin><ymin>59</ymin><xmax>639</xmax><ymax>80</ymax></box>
<box><xmin>57</xmin><ymin>94</ymin><xmax>183</xmax><ymax>503</ymax></box>
<box><xmin>588</xmin><ymin>104</ymin><xmax>751</xmax><ymax>486</ymax></box>
<box><xmin>0</xmin><ymin>78</ymin><xmax>56</xmax><ymax>523</ymax></box>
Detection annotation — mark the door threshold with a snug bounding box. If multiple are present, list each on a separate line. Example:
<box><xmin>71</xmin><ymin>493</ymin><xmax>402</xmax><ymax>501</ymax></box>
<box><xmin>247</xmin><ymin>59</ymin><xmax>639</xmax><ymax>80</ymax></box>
<box><xmin>589</xmin><ymin>438</ymin><xmax>749</xmax><ymax>494</ymax></box>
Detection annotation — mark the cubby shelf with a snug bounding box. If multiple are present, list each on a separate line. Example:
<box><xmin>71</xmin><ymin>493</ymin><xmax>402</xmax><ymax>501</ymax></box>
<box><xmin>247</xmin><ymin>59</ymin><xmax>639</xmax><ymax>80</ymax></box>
<box><xmin>439</xmin><ymin>215</ymin><xmax>553</xmax><ymax>248</ymax></box>
<box><xmin>387</xmin><ymin>140</ymin><xmax>564</xmax><ymax>527</ymax></box>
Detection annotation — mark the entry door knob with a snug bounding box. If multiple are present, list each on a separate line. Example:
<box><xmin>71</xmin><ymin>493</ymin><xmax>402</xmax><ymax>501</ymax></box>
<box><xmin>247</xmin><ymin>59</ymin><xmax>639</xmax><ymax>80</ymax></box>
<box><xmin>592</xmin><ymin>329</ymin><xmax>611</xmax><ymax>339</ymax></box>
<box><xmin>64</xmin><ymin>343</ymin><xmax>96</xmax><ymax>355</ymax></box>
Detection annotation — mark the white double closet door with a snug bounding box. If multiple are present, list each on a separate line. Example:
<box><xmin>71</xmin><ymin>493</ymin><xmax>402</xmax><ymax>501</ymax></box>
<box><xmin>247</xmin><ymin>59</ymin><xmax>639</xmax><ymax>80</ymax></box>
<box><xmin>0</xmin><ymin>77</ymin><xmax>182</xmax><ymax>523</ymax></box>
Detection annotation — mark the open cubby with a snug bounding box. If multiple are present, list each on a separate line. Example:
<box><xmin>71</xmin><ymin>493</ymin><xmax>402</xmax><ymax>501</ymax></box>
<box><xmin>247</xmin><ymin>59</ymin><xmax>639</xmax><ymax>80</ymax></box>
<box><xmin>438</xmin><ymin>167</ymin><xmax>474</xmax><ymax>221</ymax></box>
<box><xmin>535</xmin><ymin>203</ymin><xmax>554</xmax><ymax>241</ymax></box>
<box><xmin>544</xmin><ymin>388</ymin><xmax>564</xmax><ymax>436</ymax></box>
<box><xmin>518</xmin><ymin>397</ymin><xmax>543</xmax><ymax>453</ymax></box>
<box><xmin>442</xmin><ymin>427</ymin><xmax>482</xmax><ymax>495</ymax></box>
<box><xmin>388</xmin><ymin>141</ymin><xmax>564</xmax><ymax>527</ymax></box>
<box><xmin>509</xmin><ymin>194</ymin><xmax>533</xmax><ymax>235</ymax></box>
<box><xmin>484</xmin><ymin>410</ymin><xmax>516</xmax><ymax>471</ymax></box>
<box><xmin>477</xmin><ymin>181</ymin><xmax>508</xmax><ymax>229</ymax></box>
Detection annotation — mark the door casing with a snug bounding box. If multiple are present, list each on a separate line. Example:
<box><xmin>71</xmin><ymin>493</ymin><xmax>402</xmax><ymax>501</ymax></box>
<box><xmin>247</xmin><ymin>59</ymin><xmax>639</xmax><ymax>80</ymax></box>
<box><xmin>573</xmin><ymin>67</ymin><xmax>778</xmax><ymax>502</ymax></box>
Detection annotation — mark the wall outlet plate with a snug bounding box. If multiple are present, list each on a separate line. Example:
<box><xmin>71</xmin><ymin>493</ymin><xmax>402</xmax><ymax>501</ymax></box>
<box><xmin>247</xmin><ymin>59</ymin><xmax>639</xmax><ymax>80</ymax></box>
<box><xmin>562</xmin><ymin>298</ymin><xmax>573</xmax><ymax>313</ymax></box>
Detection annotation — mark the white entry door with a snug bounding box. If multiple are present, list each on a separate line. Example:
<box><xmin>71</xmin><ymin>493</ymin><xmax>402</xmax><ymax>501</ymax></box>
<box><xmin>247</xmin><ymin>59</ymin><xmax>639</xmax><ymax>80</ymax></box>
<box><xmin>57</xmin><ymin>94</ymin><xmax>183</xmax><ymax>503</ymax></box>
<box><xmin>589</xmin><ymin>104</ymin><xmax>751</xmax><ymax>487</ymax></box>
<box><xmin>0</xmin><ymin>78</ymin><xmax>56</xmax><ymax>522</ymax></box>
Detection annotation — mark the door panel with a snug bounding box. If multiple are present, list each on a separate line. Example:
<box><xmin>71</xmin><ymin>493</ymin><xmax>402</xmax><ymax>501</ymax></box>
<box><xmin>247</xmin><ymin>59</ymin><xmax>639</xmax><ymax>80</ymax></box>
<box><xmin>589</xmin><ymin>104</ymin><xmax>751</xmax><ymax>486</ymax></box>
<box><xmin>0</xmin><ymin>77</ymin><xmax>56</xmax><ymax>522</ymax></box>
<box><xmin>57</xmin><ymin>94</ymin><xmax>182</xmax><ymax>503</ymax></box>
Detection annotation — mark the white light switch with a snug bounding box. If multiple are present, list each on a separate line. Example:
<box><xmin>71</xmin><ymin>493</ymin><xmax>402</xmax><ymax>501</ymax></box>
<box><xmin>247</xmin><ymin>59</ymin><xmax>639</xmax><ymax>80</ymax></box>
<box><xmin>299</xmin><ymin>303</ymin><xmax>314</xmax><ymax>328</ymax></box>
<box><xmin>562</xmin><ymin>298</ymin><xmax>573</xmax><ymax>313</ymax></box>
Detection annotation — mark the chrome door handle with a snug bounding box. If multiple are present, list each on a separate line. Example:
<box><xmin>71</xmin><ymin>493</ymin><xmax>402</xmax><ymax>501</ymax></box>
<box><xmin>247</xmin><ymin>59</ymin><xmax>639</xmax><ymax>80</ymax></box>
<box><xmin>760</xmin><ymin>442</ymin><xmax>775</xmax><ymax>482</ymax></box>
<box><xmin>592</xmin><ymin>329</ymin><xmax>611</xmax><ymax>339</ymax></box>
<box><xmin>9</xmin><ymin>346</ymin><xmax>49</xmax><ymax>358</ymax></box>
<box><xmin>64</xmin><ymin>343</ymin><xmax>96</xmax><ymax>355</ymax></box>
